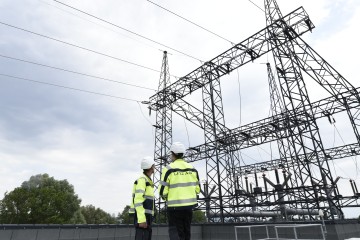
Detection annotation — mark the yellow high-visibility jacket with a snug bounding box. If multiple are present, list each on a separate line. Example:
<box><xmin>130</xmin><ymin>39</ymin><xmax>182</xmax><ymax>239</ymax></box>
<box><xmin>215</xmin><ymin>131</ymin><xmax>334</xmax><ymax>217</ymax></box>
<box><xmin>129</xmin><ymin>174</ymin><xmax>154</xmax><ymax>223</ymax></box>
<box><xmin>159</xmin><ymin>159</ymin><xmax>200</xmax><ymax>208</ymax></box>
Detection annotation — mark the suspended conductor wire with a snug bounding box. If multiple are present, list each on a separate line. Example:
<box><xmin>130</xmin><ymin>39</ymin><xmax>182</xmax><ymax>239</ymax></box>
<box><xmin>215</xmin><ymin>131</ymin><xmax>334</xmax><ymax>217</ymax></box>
<box><xmin>39</xmin><ymin>0</ymin><xmax>160</xmax><ymax>52</ymax></box>
<box><xmin>239</xmin><ymin>151</ymin><xmax>246</xmax><ymax>166</ymax></box>
<box><xmin>0</xmin><ymin>54</ymin><xmax>156</xmax><ymax>91</ymax></box>
<box><xmin>234</xmin><ymin>67</ymin><xmax>247</xmax><ymax>166</ymax></box>
<box><xmin>331</xmin><ymin>123</ymin><xmax>338</xmax><ymax>177</ymax></box>
<box><xmin>269</xmin><ymin>140</ymin><xmax>274</xmax><ymax>161</ymax></box>
<box><xmin>256</xmin><ymin>148</ymin><xmax>264</xmax><ymax>162</ymax></box>
<box><xmin>333</xmin><ymin>123</ymin><xmax>360</xmax><ymax>179</ymax></box>
<box><xmin>41</xmin><ymin>0</ymin><xmax>183</xmax><ymax>84</ymax></box>
<box><xmin>137</xmin><ymin>102</ymin><xmax>155</xmax><ymax>139</ymax></box>
<box><xmin>334</xmin><ymin>161</ymin><xmax>353</xmax><ymax>180</ymax></box>
<box><xmin>254</xmin><ymin>144</ymin><xmax>272</xmax><ymax>157</ymax></box>
<box><xmin>236</xmin><ymin>68</ymin><xmax>242</xmax><ymax>127</ymax></box>
<box><xmin>241</xmin><ymin>151</ymin><xmax>261</xmax><ymax>163</ymax></box>
<box><xmin>0</xmin><ymin>73</ymin><xmax>141</xmax><ymax>102</ymax></box>
<box><xmin>183</xmin><ymin>119</ymin><xmax>191</xmax><ymax>147</ymax></box>
<box><xmin>137</xmin><ymin>102</ymin><xmax>154</xmax><ymax>126</ymax></box>
<box><xmin>52</xmin><ymin>0</ymin><xmax>203</xmax><ymax>62</ymax></box>
<box><xmin>267</xmin><ymin>105</ymin><xmax>274</xmax><ymax>162</ymax></box>
<box><xmin>146</xmin><ymin>0</ymin><xmax>234</xmax><ymax>45</ymax></box>
<box><xmin>0</xmin><ymin>21</ymin><xmax>163</xmax><ymax>74</ymax></box>
<box><xmin>233</xmin><ymin>42</ymin><xmax>246</xmax><ymax>166</ymax></box>
<box><xmin>248</xmin><ymin>0</ymin><xmax>265</xmax><ymax>12</ymax></box>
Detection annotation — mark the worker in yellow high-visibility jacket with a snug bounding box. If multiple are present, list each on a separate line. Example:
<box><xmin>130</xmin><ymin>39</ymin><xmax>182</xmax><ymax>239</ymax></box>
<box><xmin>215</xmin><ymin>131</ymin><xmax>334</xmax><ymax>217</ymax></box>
<box><xmin>159</xmin><ymin>142</ymin><xmax>200</xmax><ymax>240</ymax></box>
<box><xmin>129</xmin><ymin>156</ymin><xmax>155</xmax><ymax>240</ymax></box>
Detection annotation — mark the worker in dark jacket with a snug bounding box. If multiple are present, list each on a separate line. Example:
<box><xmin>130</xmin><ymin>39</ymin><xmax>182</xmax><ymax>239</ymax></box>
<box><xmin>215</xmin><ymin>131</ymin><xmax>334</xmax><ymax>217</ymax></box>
<box><xmin>129</xmin><ymin>156</ymin><xmax>155</xmax><ymax>240</ymax></box>
<box><xmin>159</xmin><ymin>142</ymin><xmax>200</xmax><ymax>240</ymax></box>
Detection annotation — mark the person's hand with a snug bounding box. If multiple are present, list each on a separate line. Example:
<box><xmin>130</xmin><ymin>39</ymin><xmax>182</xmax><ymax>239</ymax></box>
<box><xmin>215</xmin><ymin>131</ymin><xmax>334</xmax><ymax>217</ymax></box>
<box><xmin>138</xmin><ymin>222</ymin><xmax>148</xmax><ymax>228</ymax></box>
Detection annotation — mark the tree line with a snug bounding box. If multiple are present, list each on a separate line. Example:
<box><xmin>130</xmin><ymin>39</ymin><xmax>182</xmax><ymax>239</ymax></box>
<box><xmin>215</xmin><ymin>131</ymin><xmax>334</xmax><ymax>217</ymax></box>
<box><xmin>0</xmin><ymin>173</ymin><xmax>206</xmax><ymax>224</ymax></box>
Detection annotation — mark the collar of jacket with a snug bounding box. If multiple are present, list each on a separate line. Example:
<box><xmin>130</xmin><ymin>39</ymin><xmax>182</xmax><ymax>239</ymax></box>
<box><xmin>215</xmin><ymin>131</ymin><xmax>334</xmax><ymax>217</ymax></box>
<box><xmin>174</xmin><ymin>158</ymin><xmax>185</xmax><ymax>162</ymax></box>
<box><xmin>143</xmin><ymin>173</ymin><xmax>154</xmax><ymax>186</ymax></box>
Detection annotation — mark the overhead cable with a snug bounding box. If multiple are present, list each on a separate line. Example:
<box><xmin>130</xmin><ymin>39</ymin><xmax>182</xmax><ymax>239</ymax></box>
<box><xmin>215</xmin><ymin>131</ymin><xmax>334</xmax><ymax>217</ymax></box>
<box><xmin>146</xmin><ymin>0</ymin><xmax>234</xmax><ymax>45</ymax></box>
<box><xmin>0</xmin><ymin>54</ymin><xmax>156</xmax><ymax>91</ymax></box>
<box><xmin>52</xmin><ymin>0</ymin><xmax>203</xmax><ymax>62</ymax></box>
<box><xmin>0</xmin><ymin>21</ymin><xmax>161</xmax><ymax>74</ymax></box>
<box><xmin>137</xmin><ymin>102</ymin><xmax>155</xmax><ymax>139</ymax></box>
<box><xmin>333</xmin><ymin>123</ymin><xmax>360</xmax><ymax>178</ymax></box>
<box><xmin>331</xmin><ymin>124</ymin><xmax>339</xmax><ymax>176</ymax></box>
<box><xmin>0</xmin><ymin>73</ymin><xmax>141</xmax><ymax>102</ymax></box>
<box><xmin>240</xmin><ymin>151</ymin><xmax>261</xmax><ymax>163</ymax></box>
<box><xmin>184</xmin><ymin>119</ymin><xmax>191</xmax><ymax>147</ymax></box>
<box><xmin>39</xmin><ymin>0</ymin><xmax>168</xmax><ymax>53</ymax></box>
<box><xmin>248</xmin><ymin>0</ymin><xmax>265</xmax><ymax>12</ymax></box>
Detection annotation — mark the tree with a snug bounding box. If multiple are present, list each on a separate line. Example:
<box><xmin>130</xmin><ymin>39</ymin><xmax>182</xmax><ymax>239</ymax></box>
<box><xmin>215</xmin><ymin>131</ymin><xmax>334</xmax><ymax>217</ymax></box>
<box><xmin>0</xmin><ymin>173</ymin><xmax>81</xmax><ymax>224</ymax></box>
<box><xmin>192</xmin><ymin>210</ymin><xmax>207</xmax><ymax>223</ymax></box>
<box><xmin>154</xmin><ymin>207</ymin><xmax>167</xmax><ymax>224</ymax></box>
<box><xmin>116</xmin><ymin>206</ymin><xmax>206</xmax><ymax>224</ymax></box>
<box><xmin>117</xmin><ymin>205</ymin><xmax>133</xmax><ymax>224</ymax></box>
<box><xmin>70</xmin><ymin>209</ymin><xmax>86</xmax><ymax>224</ymax></box>
<box><xmin>80</xmin><ymin>205</ymin><xmax>116</xmax><ymax>224</ymax></box>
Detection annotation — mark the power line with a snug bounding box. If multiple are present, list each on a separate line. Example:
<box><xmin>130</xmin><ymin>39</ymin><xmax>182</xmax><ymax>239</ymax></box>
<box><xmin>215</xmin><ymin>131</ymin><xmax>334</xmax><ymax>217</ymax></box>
<box><xmin>39</xmin><ymin>0</ymin><xmax>167</xmax><ymax>55</ymax></box>
<box><xmin>52</xmin><ymin>0</ymin><xmax>203</xmax><ymax>62</ymax></box>
<box><xmin>241</xmin><ymin>151</ymin><xmax>261</xmax><ymax>163</ymax></box>
<box><xmin>137</xmin><ymin>102</ymin><xmax>155</xmax><ymax>139</ymax></box>
<box><xmin>333</xmin><ymin>123</ymin><xmax>360</xmax><ymax>179</ymax></box>
<box><xmin>146</xmin><ymin>0</ymin><xmax>234</xmax><ymax>45</ymax></box>
<box><xmin>0</xmin><ymin>21</ymin><xmax>162</xmax><ymax>74</ymax></box>
<box><xmin>235</xmin><ymin>68</ymin><xmax>243</xmax><ymax>136</ymax></box>
<box><xmin>239</xmin><ymin>151</ymin><xmax>247</xmax><ymax>166</ymax></box>
<box><xmin>184</xmin><ymin>119</ymin><xmax>191</xmax><ymax>147</ymax></box>
<box><xmin>0</xmin><ymin>54</ymin><xmax>156</xmax><ymax>91</ymax></box>
<box><xmin>0</xmin><ymin>73</ymin><xmax>141</xmax><ymax>102</ymax></box>
<box><xmin>331</xmin><ymin>125</ymin><xmax>338</xmax><ymax>177</ymax></box>
<box><xmin>248</xmin><ymin>0</ymin><xmax>265</xmax><ymax>12</ymax></box>
<box><xmin>137</xmin><ymin>102</ymin><xmax>154</xmax><ymax>126</ymax></box>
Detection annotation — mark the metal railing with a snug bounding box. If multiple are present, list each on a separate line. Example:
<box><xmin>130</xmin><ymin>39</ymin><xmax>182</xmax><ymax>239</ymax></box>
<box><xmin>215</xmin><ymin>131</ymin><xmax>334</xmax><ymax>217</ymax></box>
<box><xmin>235</xmin><ymin>224</ymin><xmax>325</xmax><ymax>240</ymax></box>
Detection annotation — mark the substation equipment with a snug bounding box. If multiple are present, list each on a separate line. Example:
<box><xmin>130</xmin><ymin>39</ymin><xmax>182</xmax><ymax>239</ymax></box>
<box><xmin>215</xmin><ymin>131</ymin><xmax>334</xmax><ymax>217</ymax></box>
<box><xmin>146</xmin><ymin>0</ymin><xmax>360</xmax><ymax>222</ymax></box>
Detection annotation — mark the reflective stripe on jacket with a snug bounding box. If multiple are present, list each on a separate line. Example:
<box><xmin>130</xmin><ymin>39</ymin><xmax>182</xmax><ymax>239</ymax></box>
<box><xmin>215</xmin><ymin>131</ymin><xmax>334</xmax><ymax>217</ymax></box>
<box><xmin>159</xmin><ymin>159</ymin><xmax>200</xmax><ymax>208</ymax></box>
<box><xmin>129</xmin><ymin>174</ymin><xmax>154</xmax><ymax>223</ymax></box>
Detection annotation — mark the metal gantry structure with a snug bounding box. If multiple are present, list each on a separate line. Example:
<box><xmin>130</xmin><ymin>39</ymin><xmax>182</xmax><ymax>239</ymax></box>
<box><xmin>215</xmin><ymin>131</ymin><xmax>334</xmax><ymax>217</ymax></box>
<box><xmin>148</xmin><ymin>0</ymin><xmax>360</xmax><ymax>222</ymax></box>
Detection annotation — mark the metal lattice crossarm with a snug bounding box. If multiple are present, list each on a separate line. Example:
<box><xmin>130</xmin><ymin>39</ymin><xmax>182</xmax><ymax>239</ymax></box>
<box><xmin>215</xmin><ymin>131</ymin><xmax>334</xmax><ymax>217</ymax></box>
<box><xmin>238</xmin><ymin>143</ymin><xmax>360</xmax><ymax>175</ymax></box>
<box><xmin>293</xmin><ymin>37</ymin><xmax>359</xmax><ymax>98</ymax></box>
<box><xmin>148</xmin><ymin>7</ymin><xmax>314</xmax><ymax>111</ymax></box>
<box><xmin>186</xmin><ymin>87</ymin><xmax>360</xmax><ymax>162</ymax></box>
<box><xmin>171</xmin><ymin>83</ymin><xmax>360</xmax><ymax>140</ymax></box>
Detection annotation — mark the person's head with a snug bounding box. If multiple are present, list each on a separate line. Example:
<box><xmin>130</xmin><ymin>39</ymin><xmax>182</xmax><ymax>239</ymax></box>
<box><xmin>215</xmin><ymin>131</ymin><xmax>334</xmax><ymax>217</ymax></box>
<box><xmin>169</xmin><ymin>142</ymin><xmax>186</xmax><ymax>161</ymax></box>
<box><xmin>141</xmin><ymin>156</ymin><xmax>155</xmax><ymax>176</ymax></box>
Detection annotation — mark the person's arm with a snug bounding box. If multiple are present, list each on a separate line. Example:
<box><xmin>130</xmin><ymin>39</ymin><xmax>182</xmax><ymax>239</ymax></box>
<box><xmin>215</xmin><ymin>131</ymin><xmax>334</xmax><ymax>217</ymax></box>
<box><xmin>159</xmin><ymin>167</ymin><xmax>170</xmax><ymax>200</ymax></box>
<box><xmin>195</xmin><ymin>170</ymin><xmax>201</xmax><ymax>195</ymax></box>
<box><xmin>134</xmin><ymin>178</ymin><xmax>147</xmax><ymax>227</ymax></box>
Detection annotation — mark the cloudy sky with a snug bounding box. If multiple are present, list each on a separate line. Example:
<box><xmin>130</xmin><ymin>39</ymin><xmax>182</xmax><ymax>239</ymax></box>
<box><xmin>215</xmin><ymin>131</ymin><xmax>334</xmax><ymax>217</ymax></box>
<box><xmin>0</xmin><ymin>0</ymin><xmax>360</xmax><ymax>219</ymax></box>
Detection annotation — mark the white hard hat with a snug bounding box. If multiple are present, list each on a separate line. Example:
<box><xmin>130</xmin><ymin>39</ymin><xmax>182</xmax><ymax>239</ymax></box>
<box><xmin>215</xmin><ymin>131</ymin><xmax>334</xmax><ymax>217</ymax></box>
<box><xmin>141</xmin><ymin>156</ymin><xmax>155</xmax><ymax>169</ymax></box>
<box><xmin>169</xmin><ymin>142</ymin><xmax>186</xmax><ymax>154</ymax></box>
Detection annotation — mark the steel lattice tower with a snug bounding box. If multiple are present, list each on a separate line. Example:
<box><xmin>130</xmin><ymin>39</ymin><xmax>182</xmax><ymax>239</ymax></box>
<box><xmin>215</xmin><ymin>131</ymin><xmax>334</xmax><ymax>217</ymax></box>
<box><xmin>202</xmin><ymin>72</ymin><xmax>240</xmax><ymax>222</ymax></box>
<box><xmin>149</xmin><ymin>1</ymin><xmax>360</xmax><ymax>222</ymax></box>
<box><xmin>265</xmin><ymin>0</ymin><xmax>343</xmax><ymax>219</ymax></box>
<box><xmin>153</xmin><ymin>51</ymin><xmax>172</xmax><ymax>221</ymax></box>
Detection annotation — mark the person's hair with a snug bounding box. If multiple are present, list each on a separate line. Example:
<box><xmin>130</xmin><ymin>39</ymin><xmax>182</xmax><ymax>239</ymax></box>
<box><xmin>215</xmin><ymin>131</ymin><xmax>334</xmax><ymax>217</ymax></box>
<box><xmin>143</xmin><ymin>165</ymin><xmax>154</xmax><ymax>174</ymax></box>
<box><xmin>172</xmin><ymin>152</ymin><xmax>184</xmax><ymax>159</ymax></box>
